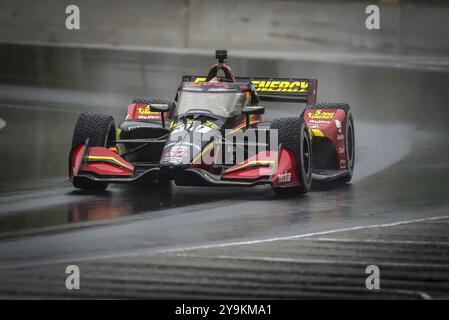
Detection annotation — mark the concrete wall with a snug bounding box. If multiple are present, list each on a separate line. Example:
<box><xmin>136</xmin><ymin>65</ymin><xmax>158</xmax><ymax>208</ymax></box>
<box><xmin>0</xmin><ymin>0</ymin><xmax>448</xmax><ymax>56</ymax></box>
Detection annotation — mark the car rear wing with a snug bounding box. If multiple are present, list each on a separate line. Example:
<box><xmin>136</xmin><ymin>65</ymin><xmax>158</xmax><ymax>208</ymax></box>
<box><xmin>182</xmin><ymin>75</ymin><xmax>317</xmax><ymax>104</ymax></box>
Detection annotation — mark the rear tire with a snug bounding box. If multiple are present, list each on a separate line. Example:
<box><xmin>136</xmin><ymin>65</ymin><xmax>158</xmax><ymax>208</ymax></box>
<box><xmin>71</xmin><ymin>112</ymin><xmax>116</xmax><ymax>191</ymax></box>
<box><xmin>271</xmin><ymin>117</ymin><xmax>312</xmax><ymax>196</ymax></box>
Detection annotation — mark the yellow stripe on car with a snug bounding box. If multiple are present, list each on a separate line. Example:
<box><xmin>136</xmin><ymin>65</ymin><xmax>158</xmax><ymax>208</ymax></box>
<box><xmin>87</xmin><ymin>155</ymin><xmax>133</xmax><ymax>170</ymax></box>
<box><xmin>309</xmin><ymin>128</ymin><xmax>325</xmax><ymax>137</ymax></box>
<box><xmin>225</xmin><ymin>160</ymin><xmax>274</xmax><ymax>173</ymax></box>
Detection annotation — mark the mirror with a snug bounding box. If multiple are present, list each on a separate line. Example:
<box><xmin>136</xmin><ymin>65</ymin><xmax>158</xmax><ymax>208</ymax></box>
<box><xmin>150</xmin><ymin>103</ymin><xmax>173</xmax><ymax>113</ymax></box>
<box><xmin>242</xmin><ymin>106</ymin><xmax>265</xmax><ymax>115</ymax></box>
<box><xmin>242</xmin><ymin>106</ymin><xmax>265</xmax><ymax>128</ymax></box>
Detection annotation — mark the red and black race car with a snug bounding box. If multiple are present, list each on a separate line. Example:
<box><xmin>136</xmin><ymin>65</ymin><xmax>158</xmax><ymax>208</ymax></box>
<box><xmin>69</xmin><ymin>50</ymin><xmax>355</xmax><ymax>195</ymax></box>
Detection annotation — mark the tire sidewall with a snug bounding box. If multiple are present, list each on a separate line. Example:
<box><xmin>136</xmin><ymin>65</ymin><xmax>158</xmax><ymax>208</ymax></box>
<box><xmin>299</xmin><ymin>121</ymin><xmax>312</xmax><ymax>192</ymax></box>
<box><xmin>345</xmin><ymin>111</ymin><xmax>355</xmax><ymax>177</ymax></box>
<box><xmin>101</xmin><ymin>120</ymin><xmax>116</xmax><ymax>148</ymax></box>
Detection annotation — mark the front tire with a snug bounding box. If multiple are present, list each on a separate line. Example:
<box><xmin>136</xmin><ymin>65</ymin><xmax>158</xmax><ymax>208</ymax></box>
<box><xmin>271</xmin><ymin>117</ymin><xmax>312</xmax><ymax>196</ymax></box>
<box><xmin>71</xmin><ymin>112</ymin><xmax>116</xmax><ymax>191</ymax></box>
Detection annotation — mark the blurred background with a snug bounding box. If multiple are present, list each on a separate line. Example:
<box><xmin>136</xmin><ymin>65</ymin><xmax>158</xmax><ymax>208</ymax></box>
<box><xmin>1</xmin><ymin>0</ymin><xmax>449</xmax><ymax>55</ymax></box>
<box><xmin>0</xmin><ymin>0</ymin><xmax>449</xmax><ymax>299</ymax></box>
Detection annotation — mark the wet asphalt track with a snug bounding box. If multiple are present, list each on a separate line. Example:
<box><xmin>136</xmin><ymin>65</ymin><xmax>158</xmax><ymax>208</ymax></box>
<box><xmin>0</xmin><ymin>48</ymin><xmax>448</xmax><ymax>298</ymax></box>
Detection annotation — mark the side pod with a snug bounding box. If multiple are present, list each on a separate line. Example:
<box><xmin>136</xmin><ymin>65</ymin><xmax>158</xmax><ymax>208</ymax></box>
<box><xmin>303</xmin><ymin>106</ymin><xmax>350</xmax><ymax>181</ymax></box>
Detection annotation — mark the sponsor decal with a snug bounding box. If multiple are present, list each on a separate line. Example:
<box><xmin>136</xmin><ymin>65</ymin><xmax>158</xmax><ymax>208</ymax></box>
<box><xmin>171</xmin><ymin>124</ymin><xmax>186</xmax><ymax>134</ymax></box>
<box><xmin>337</xmin><ymin>134</ymin><xmax>345</xmax><ymax>141</ymax></box>
<box><xmin>338</xmin><ymin>147</ymin><xmax>345</xmax><ymax>154</ymax></box>
<box><xmin>308</xmin><ymin>119</ymin><xmax>331</xmax><ymax>125</ymax></box>
<box><xmin>193</xmin><ymin>77</ymin><xmax>207</xmax><ymax>82</ymax></box>
<box><xmin>126</xmin><ymin>125</ymin><xmax>146</xmax><ymax>131</ymax></box>
<box><xmin>307</xmin><ymin>110</ymin><xmax>336</xmax><ymax>120</ymax></box>
<box><xmin>308</xmin><ymin>122</ymin><xmax>329</xmax><ymax>128</ymax></box>
<box><xmin>163</xmin><ymin>142</ymin><xmax>201</xmax><ymax>162</ymax></box>
<box><xmin>193</xmin><ymin>77</ymin><xmax>308</xmax><ymax>93</ymax></box>
<box><xmin>164</xmin><ymin>156</ymin><xmax>183</xmax><ymax>164</ymax></box>
<box><xmin>278</xmin><ymin>171</ymin><xmax>292</xmax><ymax>183</ymax></box>
<box><xmin>170</xmin><ymin>121</ymin><xmax>183</xmax><ymax>129</ymax></box>
<box><xmin>165</xmin><ymin>149</ymin><xmax>187</xmax><ymax>158</ymax></box>
<box><xmin>251</xmin><ymin>80</ymin><xmax>308</xmax><ymax>93</ymax></box>
<box><xmin>335</xmin><ymin>119</ymin><xmax>342</xmax><ymax>133</ymax></box>
<box><xmin>136</xmin><ymin>105</ymin><xmax>162</xmax><ymax>120</ymax></box>
<box><xmin>203</xmin><ymin>120</ymin><xmax>219</xmax><ymax>129</ymax></box>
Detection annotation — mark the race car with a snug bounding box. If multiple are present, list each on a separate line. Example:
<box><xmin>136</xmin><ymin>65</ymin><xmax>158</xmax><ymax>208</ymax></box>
<box><xmin>69</xmin><ymin>50</ymin><xmax>355</xmax><ymax>195</ymax></box>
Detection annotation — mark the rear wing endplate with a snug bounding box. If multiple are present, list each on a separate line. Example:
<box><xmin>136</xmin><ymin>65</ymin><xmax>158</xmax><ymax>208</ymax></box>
<box><xmin>182</xmin><ymin>75</ymin><xmax>317</xmax><ymax>104</ymax></box>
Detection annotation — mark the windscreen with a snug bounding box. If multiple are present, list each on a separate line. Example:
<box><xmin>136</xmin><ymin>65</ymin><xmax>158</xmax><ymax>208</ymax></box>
<box><xmin>177</xmin><ymin>88</ymin><xmax>246</xmax><ymax>118</ymax></box>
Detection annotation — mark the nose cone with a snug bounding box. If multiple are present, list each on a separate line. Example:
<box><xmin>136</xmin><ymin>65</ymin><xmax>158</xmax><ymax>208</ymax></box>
<box><xmin>160</xmin><ymin>121</ymin><xmax>217</xmax><ymax>168</ymax></box>
<box><xmin>160</xmin><ymin>131</ymin><xmax>196</xmax><ymax>167</ymax></box>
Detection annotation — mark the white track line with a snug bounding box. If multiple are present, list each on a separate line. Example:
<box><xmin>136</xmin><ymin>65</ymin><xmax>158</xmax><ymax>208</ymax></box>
<box><xmin>155</xmin><ymin>215</ymin><xmax>449</xmax><ymax>254</ymax></box>
<box><xmin>303</xmin><ymin>238</ymin><xmax>449</xmax><ymax>246</ymax></box>
<box><xmin>0</xmin><ymin>118</ymin><xmax>6</xmax><ymax>131</ymax></box>
<box><xmin>1</xmin><ymin>215</ymin><xmax>449</xmax><ymax>270</ymax></box>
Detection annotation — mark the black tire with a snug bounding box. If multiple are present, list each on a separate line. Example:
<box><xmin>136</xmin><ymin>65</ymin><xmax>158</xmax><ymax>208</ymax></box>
<box><xmin>271</xmin><ymin>117</ymin><xmax>312</xmax><ymax>196</ymax></box>
<box><xmin>305</xmin><ymin>103</ymin><xmax>355</xmax><ymax>183</ymax></box>
<box><xmin>71</xmin><ymin>112</ymin><xmax>116</xmax><ymax>190</ymax></box>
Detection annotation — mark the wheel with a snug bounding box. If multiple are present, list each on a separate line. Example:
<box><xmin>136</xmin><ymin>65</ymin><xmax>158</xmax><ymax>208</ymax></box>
<box><xmin>71</xmin><ymin>112</ymin><xmax>116</xmax><ymax>150</ymax></box>
<box><xmin>271</xmin><ymin>117</ymin><xmax>312</xmax><ymax>195</ymax></box>
<box><xmin>71</xmin><ymin>112</ymin><xmax>116</xmax><ymax>190</ymax></box>
<box><xmin>305</xmin><ymin>103</ymin><xmax>355</xmax><ymax>183</ymax></box>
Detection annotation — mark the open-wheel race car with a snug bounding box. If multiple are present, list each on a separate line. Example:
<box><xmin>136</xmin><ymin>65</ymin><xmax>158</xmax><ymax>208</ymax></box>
<box><xmin>69</xmin><ymin>50</ymin><xmax>355</xmax><ymax>195</ymax></box>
